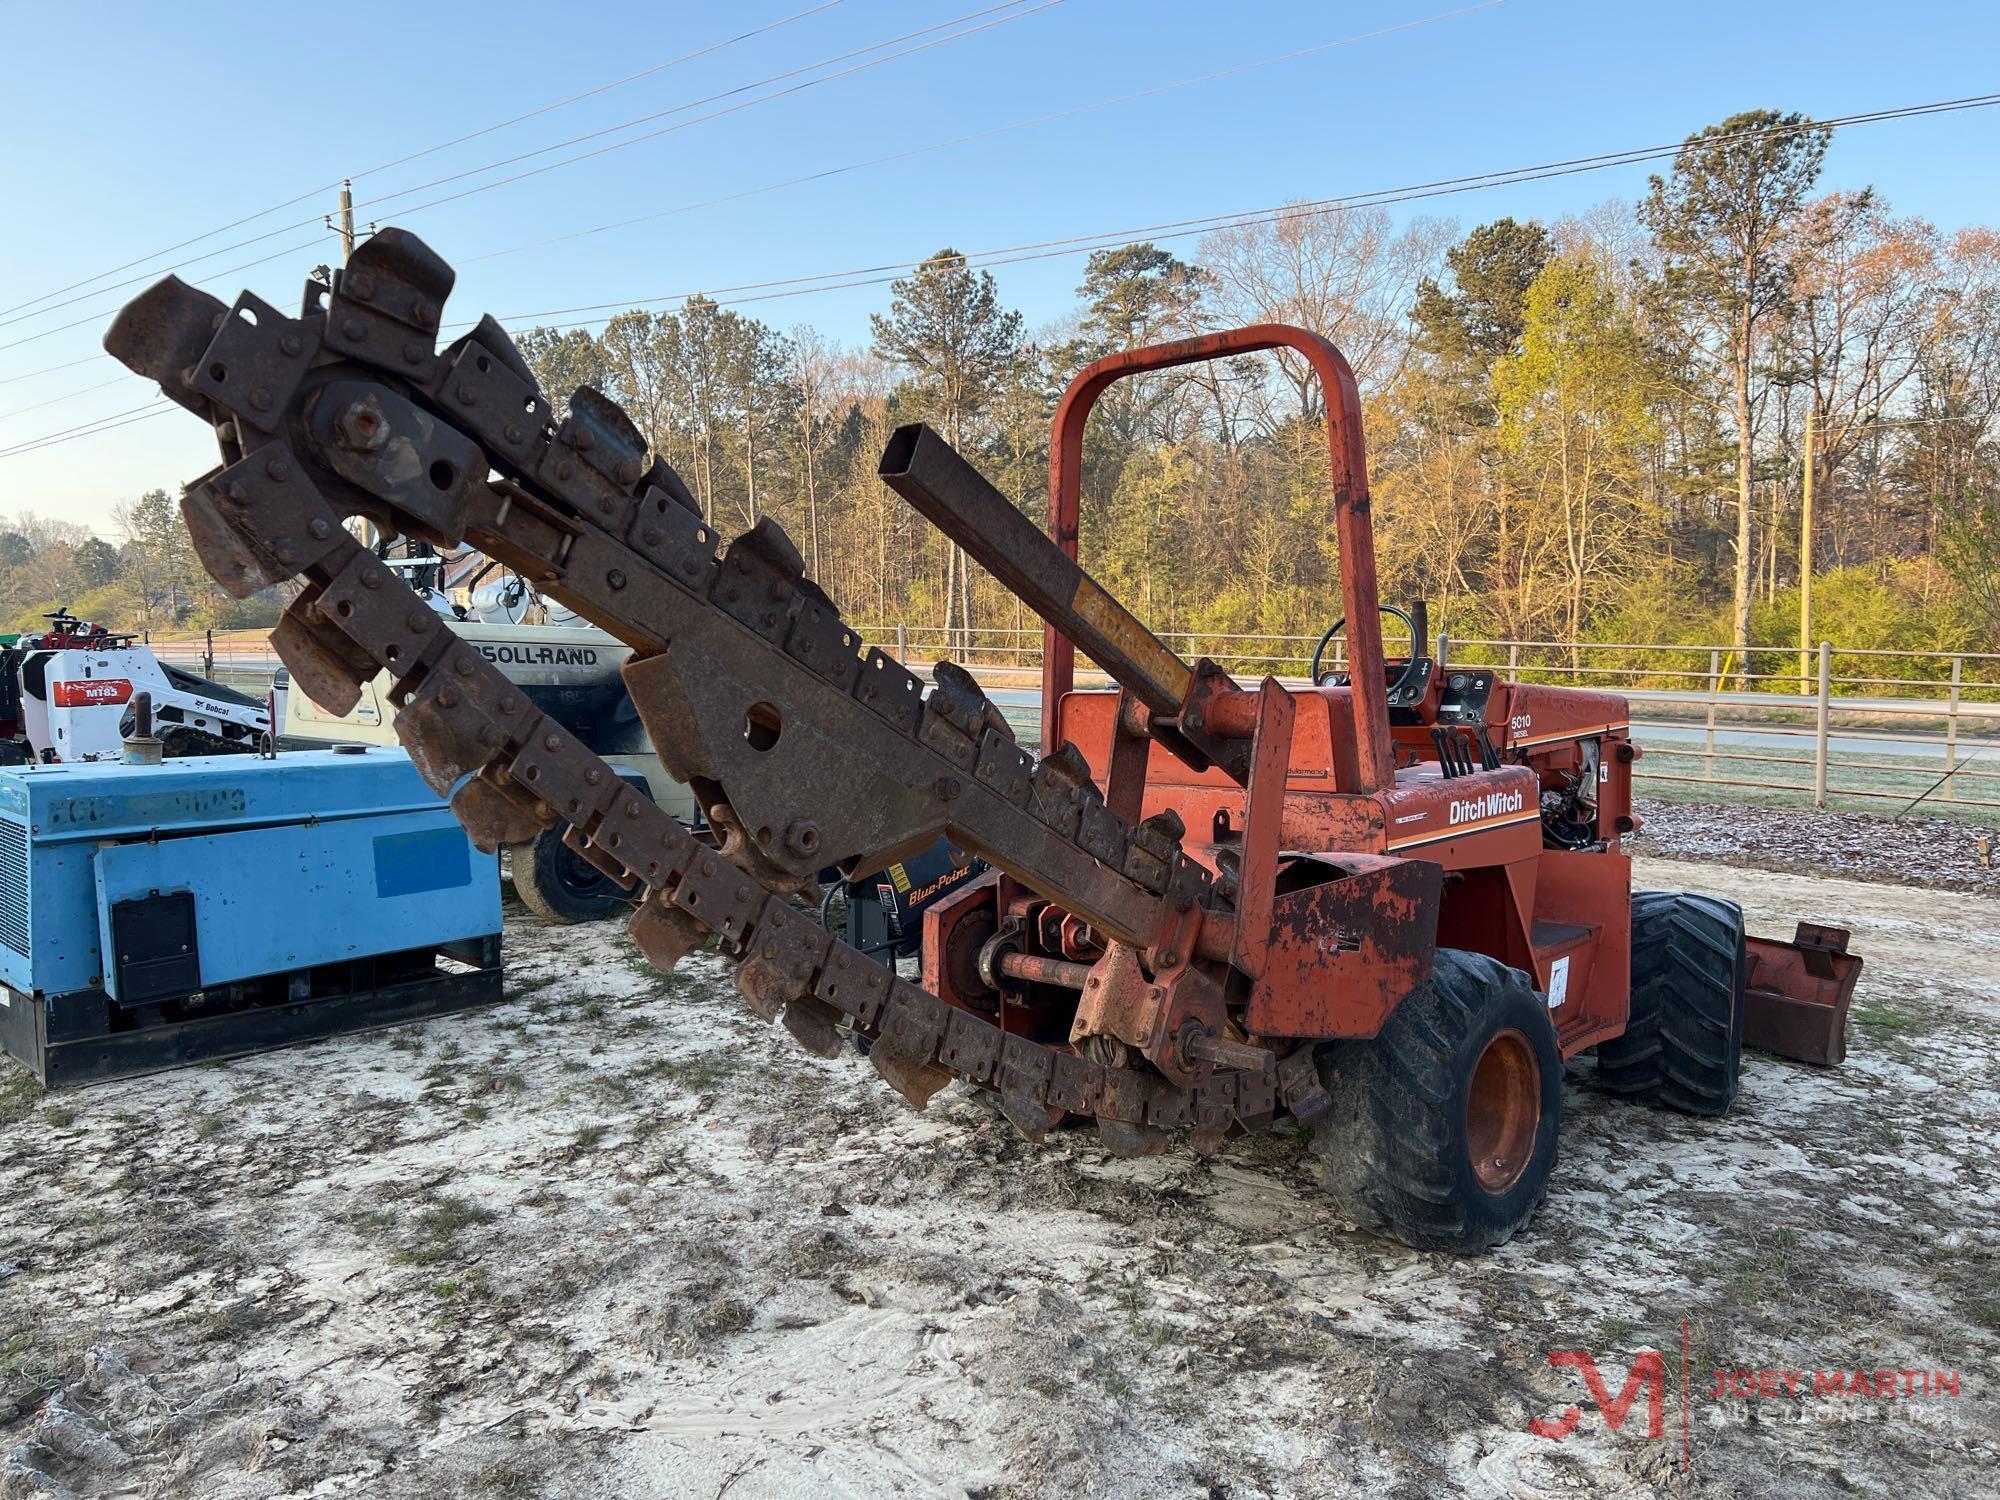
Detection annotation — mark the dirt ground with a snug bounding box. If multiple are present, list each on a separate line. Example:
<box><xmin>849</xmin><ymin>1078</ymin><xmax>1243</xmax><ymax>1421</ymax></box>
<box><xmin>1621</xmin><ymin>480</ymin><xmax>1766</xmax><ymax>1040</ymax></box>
<box><xmin>0</xmin><ymin>850</ymin><xmax>1993</xmax><ymax>1500</ymax></box>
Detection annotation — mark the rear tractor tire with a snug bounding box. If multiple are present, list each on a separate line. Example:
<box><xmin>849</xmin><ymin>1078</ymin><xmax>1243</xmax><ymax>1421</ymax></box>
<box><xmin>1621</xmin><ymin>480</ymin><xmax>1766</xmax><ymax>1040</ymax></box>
<box><xmin>1312</xmin><ymin>949</ymin><xmax>1562</xmax><ymax>1255</ymax></box>
<box><xmin>1595</xmin><ymin>890</ymin><xmax>1745</xmax><ymax>1116</ymax></box>
<box><xmin>512</xmin><ymin>825</ymin><xmax>629</xmax><ymax>925</ymax></box>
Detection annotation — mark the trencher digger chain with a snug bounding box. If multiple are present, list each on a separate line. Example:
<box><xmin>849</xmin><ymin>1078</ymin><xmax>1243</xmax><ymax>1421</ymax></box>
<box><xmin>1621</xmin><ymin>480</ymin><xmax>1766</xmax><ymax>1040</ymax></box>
<box><xmin>104</xmin><ymin>228</ymin><xmax>1333</xmax><ymax>1156</ymax></box>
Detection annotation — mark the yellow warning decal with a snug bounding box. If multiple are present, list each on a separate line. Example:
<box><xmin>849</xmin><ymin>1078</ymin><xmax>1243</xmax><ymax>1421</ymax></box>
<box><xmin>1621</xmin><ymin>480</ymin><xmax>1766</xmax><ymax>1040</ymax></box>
<box><xmin>887</xmin><ymin>863</ymin><xmax>911</xmax><ymax>895</ymax></box>
<box><xmin>1070</xmin><ymin>574</ymin><xmax>1192</xmax><ymax>703</ymax></box>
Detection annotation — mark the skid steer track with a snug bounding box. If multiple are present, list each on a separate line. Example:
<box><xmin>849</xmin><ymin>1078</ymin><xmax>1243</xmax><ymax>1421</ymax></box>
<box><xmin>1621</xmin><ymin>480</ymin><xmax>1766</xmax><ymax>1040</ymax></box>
<box><xmin>105</xmin><ymin>229</ymin><xmax>1322</xmax><ymax>1154</ymax></box>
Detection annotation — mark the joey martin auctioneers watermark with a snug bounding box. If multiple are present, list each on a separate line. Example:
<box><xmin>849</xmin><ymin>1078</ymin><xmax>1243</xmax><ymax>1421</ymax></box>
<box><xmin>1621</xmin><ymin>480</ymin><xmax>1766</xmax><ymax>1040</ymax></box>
<box><xmin>1528</xmin><ymin>1327</ymin><xmax>1964</xmax><ymax>1469</ymax></box>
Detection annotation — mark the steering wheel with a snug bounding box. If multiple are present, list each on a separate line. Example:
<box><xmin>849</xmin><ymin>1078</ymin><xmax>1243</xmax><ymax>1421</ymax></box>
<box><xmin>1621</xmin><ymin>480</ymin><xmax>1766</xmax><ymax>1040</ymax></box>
<box><xmin>1310</xmin><ymin>603</ymin><xmax>1428</xmax><ymax>701</ymax></box>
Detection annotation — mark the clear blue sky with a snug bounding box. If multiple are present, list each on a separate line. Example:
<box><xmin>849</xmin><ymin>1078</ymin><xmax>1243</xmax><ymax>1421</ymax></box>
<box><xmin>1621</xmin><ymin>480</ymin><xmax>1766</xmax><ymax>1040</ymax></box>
<box><xmin>3</xmin><ymin>0</ymin><xmax>1996</xmax><ymax>536</ymax></box>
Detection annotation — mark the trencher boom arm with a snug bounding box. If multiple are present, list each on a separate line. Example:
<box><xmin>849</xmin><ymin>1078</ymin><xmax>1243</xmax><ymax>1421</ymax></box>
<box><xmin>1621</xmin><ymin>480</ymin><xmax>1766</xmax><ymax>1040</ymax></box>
<box><xmin>105</xmin><ymin>228</ymin><xmax>1338</xmax><ymax>1148</ymax></box>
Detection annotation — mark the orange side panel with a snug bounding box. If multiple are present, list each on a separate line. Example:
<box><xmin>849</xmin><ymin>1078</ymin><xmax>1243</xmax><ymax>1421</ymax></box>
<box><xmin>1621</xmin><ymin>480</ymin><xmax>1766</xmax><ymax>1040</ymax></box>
<box><xmin>1247</xmin><ymin>856</ymin><xmax>1442</xmax><ymax>1039</ymax></box>
<box><xmin>1533</xmin><ymin>848</ymin><xmax>1631</xmax><ymax>1055</ymax></box>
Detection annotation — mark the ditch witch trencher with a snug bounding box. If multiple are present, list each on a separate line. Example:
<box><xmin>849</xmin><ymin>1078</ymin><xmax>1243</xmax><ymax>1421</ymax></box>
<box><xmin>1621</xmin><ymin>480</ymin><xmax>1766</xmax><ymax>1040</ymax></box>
<box><xmin>104</xmin><ymin>230</ymin><xmax>1859</xmax><ymax>1251</ymax></box>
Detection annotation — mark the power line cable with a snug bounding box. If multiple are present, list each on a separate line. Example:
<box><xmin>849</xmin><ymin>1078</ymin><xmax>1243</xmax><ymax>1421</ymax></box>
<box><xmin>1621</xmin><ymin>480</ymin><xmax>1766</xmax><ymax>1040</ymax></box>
<box><xmin>0</xmin><ymin>402</ymin><xmax>172</xmax><ymax>461</ymax></box>
<box><xmin>0</xmin><ymin>231</ymin><xmax>342</xmax><ymax>355</ymax></box>
<box><xmin>0</xmin><ymin>355</ymin><xmax>112</xmax><ymax>389</ymax></box>
<box><xmin>463</xmin><ymin>1</ymin><xmax>1504</xmax><ymax>267</ymax></box>
<box><xmin>348</xmin><ymin>0</ymin><xmax>1047</xmax><ymax>219</ymax></box>
<box><xmin>0</xmin><ymin>0</ymin><xmax>848</xmax><ymax>322</ymax></box>
<box><xmin>488</xmin><ymin>92</ymin><xmax>2000</xmax><ymax>327</ymax></box>
<box><xmin>12</xmin><ymin>88</ymin><xmax>1998</xmax><ymax>459</ymax></box>
<box><xmin>0</xmin><ymin>2</ymin><xmax>1492</xmax><ymax>400</ymax></box>
<box><xmin>0</xmin><ymin>0</ymin><xmax>1053</xmax><ymax>338</ymax></box>
<box><xmin>0</xmin><ymin>407</ymin><xmax>175</xmax><ymax>462</ymax></box>
<box><xmin>0</xmin><ymin>376</ymin><xmax>131</xmax><ymax>424</ymax></box>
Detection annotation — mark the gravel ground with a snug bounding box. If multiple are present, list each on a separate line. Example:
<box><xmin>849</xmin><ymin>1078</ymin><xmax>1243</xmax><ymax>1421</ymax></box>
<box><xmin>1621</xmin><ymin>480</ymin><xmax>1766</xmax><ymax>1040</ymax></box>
<box><xmin>1629</xmin><ymin>797</ymin><xmax>2000</xmax><ymax>897</ymax></box>
<box><xmin>0</xmin><ymin>858</ymin><xmax>1993</xmax><ymax>1500</ymax></box>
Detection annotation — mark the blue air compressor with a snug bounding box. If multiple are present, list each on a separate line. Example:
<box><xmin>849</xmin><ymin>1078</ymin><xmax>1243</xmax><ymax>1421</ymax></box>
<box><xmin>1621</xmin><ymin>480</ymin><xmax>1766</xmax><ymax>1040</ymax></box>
<box><xmin>0</xmin><ymin>747</ymin><xmax>503</xmax><ymax>1086</ymax></box>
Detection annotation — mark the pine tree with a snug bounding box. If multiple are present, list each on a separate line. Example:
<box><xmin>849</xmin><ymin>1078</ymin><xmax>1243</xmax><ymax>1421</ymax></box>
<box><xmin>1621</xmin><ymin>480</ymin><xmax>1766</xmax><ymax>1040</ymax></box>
<box><xmin>1641</xmin><ymin>110</ymin><xmax>1830</xmax><ymax>680</ymax></box>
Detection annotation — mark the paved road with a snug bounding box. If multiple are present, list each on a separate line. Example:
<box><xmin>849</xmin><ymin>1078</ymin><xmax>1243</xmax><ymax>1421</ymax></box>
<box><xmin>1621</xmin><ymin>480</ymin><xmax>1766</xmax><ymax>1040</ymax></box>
<box><xmin>981</xmin><ymin>686</ymin><xmax>1998</xmax><ymax>767</ymax></box>
<box><xmin>174</xmin><ymin>646</ymin><xmax>1997</xmax><ymax>768</ymax></box>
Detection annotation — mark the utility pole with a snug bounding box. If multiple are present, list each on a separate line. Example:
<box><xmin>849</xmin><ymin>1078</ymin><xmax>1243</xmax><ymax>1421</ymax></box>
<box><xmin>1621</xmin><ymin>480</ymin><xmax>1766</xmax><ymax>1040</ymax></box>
<box><xmin>1798</xmin><ymin>403</ymin><xmax>1815</xmax><ymax>695</ymax></box>
<box><xmin>338</xmin><ymin>180</ymin><xmax>356</xmax><ymax>264</ymax></box>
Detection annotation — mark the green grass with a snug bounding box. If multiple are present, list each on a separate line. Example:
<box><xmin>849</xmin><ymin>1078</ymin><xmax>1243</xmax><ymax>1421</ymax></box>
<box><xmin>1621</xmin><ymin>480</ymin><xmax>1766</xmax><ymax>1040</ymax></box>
<box><xmin>631</xmin><ymin>1053</ymin><xmax>745</xmax><ymax>1093</ymax></box>
<box><xmin>1637</xmin><ymin>743</ymin><xmax>2000</xmax><ymax>827</ymax></box>
<box><xmin>432</xmin><ymin>1267</ymin><xmax>490</xmax><ymax>1301</ymax></box>
<box><xmin>0</xmin><ymin>1072</ymin><xmax>40</xmax><ymax>1127</ymax></box>
<box><xmin>1853</xmin><ymin>1002</ymin><xmax>1922</xmax><ymax>1036</ymax></box>
<box><xmin>390</xmin><ymin>1192</ymin><xmax>499</xmax><ymax>1267</ymax></box>
<box><xmin>504</xmin><ymin>973</ymin><xmax>561</xmax><ymax>1005</ymax></box>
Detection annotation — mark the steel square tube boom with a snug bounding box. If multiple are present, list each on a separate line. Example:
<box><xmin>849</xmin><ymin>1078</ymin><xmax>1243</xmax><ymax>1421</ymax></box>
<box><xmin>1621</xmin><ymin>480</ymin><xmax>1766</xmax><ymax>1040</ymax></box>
<box><xmin>879</xmin><ymin>422</ymin><xmax>1194</xmax><ymax>717</ymax></box>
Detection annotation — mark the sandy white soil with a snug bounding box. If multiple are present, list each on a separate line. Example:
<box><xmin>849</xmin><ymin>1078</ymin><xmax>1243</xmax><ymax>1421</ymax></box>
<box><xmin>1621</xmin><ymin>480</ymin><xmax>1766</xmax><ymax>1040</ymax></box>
<box><xmin>0</xmin><ymin>854</ymin><xmax>1993</xmax><ymax>1500</ymax></box>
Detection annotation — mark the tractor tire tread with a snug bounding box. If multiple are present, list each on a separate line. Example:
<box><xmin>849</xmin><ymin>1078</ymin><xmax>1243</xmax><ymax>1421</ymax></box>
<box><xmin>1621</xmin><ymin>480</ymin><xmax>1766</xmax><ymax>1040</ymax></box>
<box><xmin>1312</xmin><ymin>948</ymin><xmax>1562</xmax><ymax>1255</ymax></box>
<box><xmin>1596</xmin><ymin>890</ymin><xmax>1745</xmax><ymax>1116</ymax></box>
<box><xmin>513</xmin><ymin>826</ymin><xmax>624</xmax><ymax>925</ymax></box>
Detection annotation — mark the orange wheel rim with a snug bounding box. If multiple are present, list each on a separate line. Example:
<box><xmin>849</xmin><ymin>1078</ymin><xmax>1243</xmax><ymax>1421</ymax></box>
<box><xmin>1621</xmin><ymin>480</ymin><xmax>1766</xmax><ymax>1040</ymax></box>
<box><xmin>1467</xmin><ymin>1028</ymin><xmax>1540</xmax><ymax>1194</ymax></box>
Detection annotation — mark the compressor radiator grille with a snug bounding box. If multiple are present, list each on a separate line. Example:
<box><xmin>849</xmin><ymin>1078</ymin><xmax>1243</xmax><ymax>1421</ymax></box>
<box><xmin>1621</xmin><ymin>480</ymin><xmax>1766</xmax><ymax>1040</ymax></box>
<box><xmin>0</xmin><ymin>816</ymin><xmax>26</xmax><ymax>957</ymax></box>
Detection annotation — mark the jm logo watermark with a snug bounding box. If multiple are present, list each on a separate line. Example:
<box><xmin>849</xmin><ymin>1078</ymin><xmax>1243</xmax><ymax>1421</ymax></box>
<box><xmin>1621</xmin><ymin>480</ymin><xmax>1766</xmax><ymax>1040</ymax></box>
<box><xmin>1527</xmin><ymin>1350</ymin><xmax>1667</xmax><ymax>1441</ymax></box>
<box><xmin>1527</xmin><ymin>1325</ymin><xmax>1963</xmax><ymax>1469</ymax></box>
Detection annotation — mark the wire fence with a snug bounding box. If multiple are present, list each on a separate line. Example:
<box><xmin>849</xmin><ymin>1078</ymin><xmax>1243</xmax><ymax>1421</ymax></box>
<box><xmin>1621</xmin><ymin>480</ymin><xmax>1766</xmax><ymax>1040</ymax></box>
<box><xmin>145</xmin><ymin>625</ymin><xmax>2000</xmax><ymax>819</ymax></box>
<box><xmin>857</xmin><ymin>626</ymin><xmax>2000</xmax><ymax>817</ymax></box>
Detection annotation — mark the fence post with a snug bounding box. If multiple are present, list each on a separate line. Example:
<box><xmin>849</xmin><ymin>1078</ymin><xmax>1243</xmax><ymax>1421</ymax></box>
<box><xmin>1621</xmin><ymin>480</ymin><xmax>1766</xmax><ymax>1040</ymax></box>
<box><xmin>203</xmin><ymin>628</ymin><xmax>214</xmax><ymax>680</ymax></box>
<box><xmin>1946</xmin><ymin>654</ymin><xmax>1963</xmax><ymax>802</ymax></box>
<box><xmin>1704</xmin><ymin>649</ymin><xmax>1720</xmax><ymax>780</ymax></box>
<box><xmin>895</xmin><ymin>622</ymin><xmax>907</xmax><ymax>665</ymax></box>
<box><xmin>1507</xmin><ymin>642</ymin><xmax>1520</xmax><ymax>679</ymax></box>
<box><xmin>1813</xmin><ymin>641</ymin><xmax>1832</xmax><ymax>809</ymax></box>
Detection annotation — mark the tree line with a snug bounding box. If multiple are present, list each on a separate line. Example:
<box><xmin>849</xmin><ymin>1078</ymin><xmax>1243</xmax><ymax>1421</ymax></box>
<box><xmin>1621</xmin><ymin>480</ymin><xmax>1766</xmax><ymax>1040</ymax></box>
<box><xmin>0</xmin><ymin>489</ymin><xmax>279</xmax><ymax>638</ymax></box>
<box><xmin>508</xmin><ymin>107</ymin><xmax>2000</xmax><ymax>677</ymax></box>
<box><xmin>37</xmin><ymin>107</ymin><xmax>2000</xmax><ymax>677</ymax></box>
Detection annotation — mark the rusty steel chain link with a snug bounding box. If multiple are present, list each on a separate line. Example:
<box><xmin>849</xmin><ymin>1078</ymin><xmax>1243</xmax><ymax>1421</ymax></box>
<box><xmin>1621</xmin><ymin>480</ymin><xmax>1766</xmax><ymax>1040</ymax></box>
<box><xmin>105</xmin><ymin>228</ymin><xmax>1333</xmax><ymax>1155</ymax></box>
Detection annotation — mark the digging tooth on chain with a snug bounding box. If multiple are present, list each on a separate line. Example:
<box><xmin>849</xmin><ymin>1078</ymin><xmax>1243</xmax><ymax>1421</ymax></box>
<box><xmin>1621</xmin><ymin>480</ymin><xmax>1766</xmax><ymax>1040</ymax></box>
<box><xmin>181</xmin><ymin>480</ymin><xmax>282</xmax><ymax>598</ymax></box>
<box><xmin>628</xmin><ymin>898</ymin><xmax>710</xmax><ymax>976</ymax></box>
<box><xmin>999</xmin><ymin>1093</ymin><xmax>1063</xmax><ymax>1144</ymax></box>
<box><xmin>779</xmin><ymin>996</ymin><xmax>847</xmax><ymax>1060</ymax></box>
<box><xmin>102</xmin><ymin>276</ymin><xmax>229</xmax><ymax>421</ymax></box>
<box><xmin>103</xmin><ymin>227</ymin><xmax>1286</xmax><ymax>1155</ymax></box>
<box><xmin>449</xmin><ymin>771</ymin><xmax>550</xmax><ymax>853</ymax></box>
<box><xmin>869</xmin><ymin>1038</ymin><xmax>956</xmax><ymax>1111</ymax></box>
<box><xmin>736</xmin><ymin>897</ymin><xmax>831</xmax><ymax>1024</ymax></box>
<box><xmin>269</xmin><ymin>597</ymin><xmax>384</xmax><ymax>717</ymax></box>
